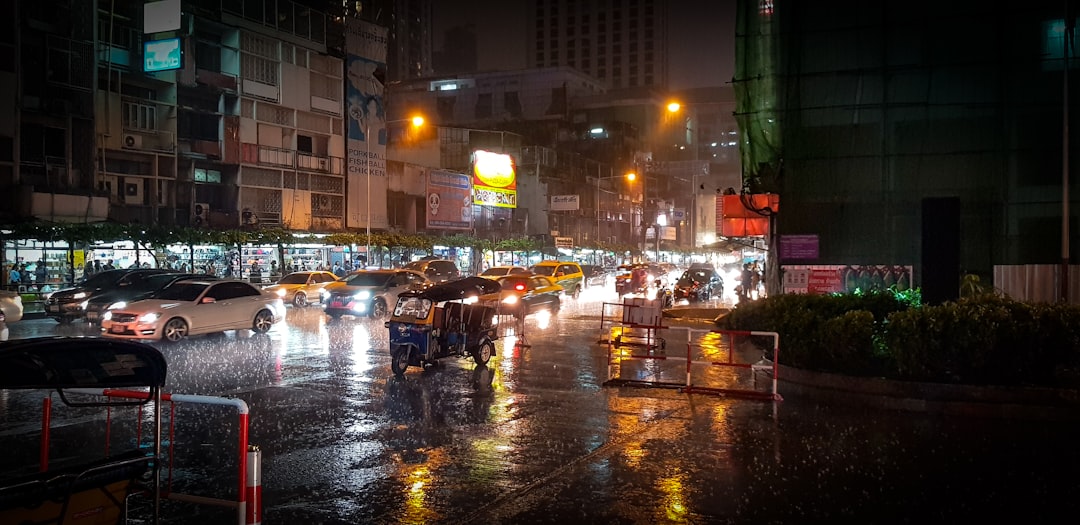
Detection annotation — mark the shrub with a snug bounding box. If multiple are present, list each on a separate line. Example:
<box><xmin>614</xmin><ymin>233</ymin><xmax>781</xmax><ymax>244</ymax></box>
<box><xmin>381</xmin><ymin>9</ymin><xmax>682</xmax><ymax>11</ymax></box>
<box><xmin>716</xmin><ymin>291</ymin><xmax>1080</xmax><ymax>387</ymax></box>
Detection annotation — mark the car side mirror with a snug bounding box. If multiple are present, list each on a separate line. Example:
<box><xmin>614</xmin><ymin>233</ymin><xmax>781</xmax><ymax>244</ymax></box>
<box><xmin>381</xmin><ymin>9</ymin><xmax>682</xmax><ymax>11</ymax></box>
<box><xmin>201</xmin><ymin>297</ymin><xmax>216</xmax><ymax>304</ymax></box>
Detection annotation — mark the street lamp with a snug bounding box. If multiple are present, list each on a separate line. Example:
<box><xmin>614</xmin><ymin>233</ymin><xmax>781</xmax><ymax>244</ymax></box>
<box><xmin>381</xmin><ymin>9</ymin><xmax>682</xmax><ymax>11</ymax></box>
<box><xmin>595</xmin><ymin>169</ymin><xmax>636</xmax><ymax>248</ymax></box>
<box><xmin>666</xmin><ymin>100</ymin><xmax>701</xmax><ymax>250</ymax></box>
<box><xmin>365</xmin><ymin>115</ymin><xmax>424</xmax><ymax>266</ymax></box>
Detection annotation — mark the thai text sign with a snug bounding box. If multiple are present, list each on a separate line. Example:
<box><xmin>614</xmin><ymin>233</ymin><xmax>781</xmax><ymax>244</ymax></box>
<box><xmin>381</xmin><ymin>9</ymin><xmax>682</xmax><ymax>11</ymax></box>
<box><xmin>780</xmin><ymin>234</ymin><xmax>819</xmax><ymax>260</ymax></box>
<box><xmin>472</xmin><ymin>150</ymin><xmax>517</xmax><ymax>208</ymax></box>
<box><xmin>550</xmin><ymin>195</ymin><xmax>580</xmax><ymax>211</ymax></box>
<box><xmin>555</xmin><ymin>237</ymin><xmax>574</xmax><ymax>249</ymax></box>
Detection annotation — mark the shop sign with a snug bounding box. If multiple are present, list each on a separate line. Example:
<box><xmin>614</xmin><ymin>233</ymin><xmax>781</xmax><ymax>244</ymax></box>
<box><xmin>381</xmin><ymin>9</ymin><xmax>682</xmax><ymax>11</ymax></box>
<box><xmin>780</xmin><ymin>234</ymin><xmax>819</xmax><ymax>260</ymax></box>
<box><xmin>550</xmin><ymin>195</ymin><xmax>579</xmax><ymax>211</ymax></box>
<box><xmin>555</xmin><ymin>237</ymin><xmax>574</xmax><ymax>249</ymax></box>
<box><xmin>426</xmin><ymin>170</ymin><xmax>473</xmax><ymax>230</ymax></box>
<box><xmin>471</xmin><ymin>150</ymin><xmax>517</xmax><ymax>208</ymax></box>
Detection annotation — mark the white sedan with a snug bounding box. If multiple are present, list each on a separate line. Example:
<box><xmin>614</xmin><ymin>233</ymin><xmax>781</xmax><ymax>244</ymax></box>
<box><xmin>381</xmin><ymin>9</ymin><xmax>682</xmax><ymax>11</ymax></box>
<box><xmin>0</xmin><ymin>290</ymin><xmax>23</xmax><ymax>324</ymax></box>
<box><xmin>101</xmin><ymin>279</ymin><xmax>286</xmax><ymax>342</ymax></box>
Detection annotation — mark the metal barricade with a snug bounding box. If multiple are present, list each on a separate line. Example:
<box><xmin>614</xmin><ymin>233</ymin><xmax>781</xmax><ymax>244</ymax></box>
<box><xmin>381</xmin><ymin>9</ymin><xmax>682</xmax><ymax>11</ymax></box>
<box><xmin>65</xmin><ymin>388</ymin><xmax>261</xmax><ymax>525</ymax></box>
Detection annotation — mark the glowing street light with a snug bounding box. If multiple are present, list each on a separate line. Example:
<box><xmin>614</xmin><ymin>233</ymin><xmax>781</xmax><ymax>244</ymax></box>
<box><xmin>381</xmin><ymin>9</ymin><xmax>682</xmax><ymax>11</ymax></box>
<box><xmin>595</xmin><ymin>170</ymin><xmax>638</xmax><ymax>246</ymax></box>
<box><xmin>366</xmin><ymin>114</ymin><xmax>425</xmax><ymax>265</ymax></box>
<box><xmin>666</xmin><ymin>101</ymin><xmax>682</xmax><ymax>113</ymax></box>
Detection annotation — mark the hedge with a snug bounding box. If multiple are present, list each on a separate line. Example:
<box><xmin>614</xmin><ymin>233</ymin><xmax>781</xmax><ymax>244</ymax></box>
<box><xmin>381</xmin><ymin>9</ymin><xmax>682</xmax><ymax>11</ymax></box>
<box><xmin>715</xmin><ymin>291</ymin><xmax>1080</xmax><ymax>387</ymax></box>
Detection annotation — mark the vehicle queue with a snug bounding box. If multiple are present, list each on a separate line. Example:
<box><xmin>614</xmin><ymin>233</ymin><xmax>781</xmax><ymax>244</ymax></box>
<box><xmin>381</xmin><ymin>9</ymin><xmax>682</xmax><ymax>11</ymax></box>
<box><xmin>0</xmin><ymin>259</ymin><xmax>733</xmax><ymax>346</ymax></box>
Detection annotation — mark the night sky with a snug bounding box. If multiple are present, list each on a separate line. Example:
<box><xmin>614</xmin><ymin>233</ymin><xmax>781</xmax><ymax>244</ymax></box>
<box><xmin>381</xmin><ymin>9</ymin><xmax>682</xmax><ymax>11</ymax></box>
<box><xmin>432</xmin><ymin>0</ymin><xmax>736</xmax><ymax>89</ymax></box>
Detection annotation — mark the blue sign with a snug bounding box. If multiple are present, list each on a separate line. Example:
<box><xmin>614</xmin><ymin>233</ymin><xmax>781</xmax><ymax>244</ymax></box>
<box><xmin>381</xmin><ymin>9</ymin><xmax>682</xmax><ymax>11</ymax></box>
<box><xmin>144</xmin><ymin>38</ymin><xmax>182</xmax><ymax>72</ymax></box>
<box><xmin>673</xmin><ymin>208</ymin><xmax>686</xmax><ymax>221</ymax></box>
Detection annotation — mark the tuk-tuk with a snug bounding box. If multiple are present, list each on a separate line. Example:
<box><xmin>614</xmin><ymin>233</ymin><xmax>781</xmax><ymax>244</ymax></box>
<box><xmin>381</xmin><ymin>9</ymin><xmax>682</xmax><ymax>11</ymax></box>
<box><xmin>386</xmin><ymin>276</ymin><xmax>502</xmax><ymax>375</ymax></box>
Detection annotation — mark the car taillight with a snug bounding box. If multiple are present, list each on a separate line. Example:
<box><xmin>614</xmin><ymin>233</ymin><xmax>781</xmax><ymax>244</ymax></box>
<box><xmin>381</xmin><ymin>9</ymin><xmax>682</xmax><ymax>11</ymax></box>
<box><xmin>514</xmin><ymin>283</ymin><xmax>526</xmax><ymax>291</ymax></box>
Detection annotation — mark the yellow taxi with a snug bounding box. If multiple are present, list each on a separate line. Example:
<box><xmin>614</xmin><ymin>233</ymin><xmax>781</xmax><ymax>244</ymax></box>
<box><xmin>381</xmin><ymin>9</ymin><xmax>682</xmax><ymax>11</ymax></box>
<box><xmin>528</xmin><ymin>261</ymin><xmax>584</xmax><ymax>298</ymax></box>
<box><xmin>480</xmin><ymin>274</ymin><xmax>563</xmax><ymax>318</ymax></box>
<box><xmin>263</xmin><ymin>271</ymin><xmax>339</xmax><ymax>307</ymax></box>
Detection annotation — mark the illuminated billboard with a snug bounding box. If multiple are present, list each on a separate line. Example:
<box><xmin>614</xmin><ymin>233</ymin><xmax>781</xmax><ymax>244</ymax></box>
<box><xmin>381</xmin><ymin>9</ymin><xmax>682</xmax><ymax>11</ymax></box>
<box><xmin>143</xmin><ymin>37</ymin><xmax>183</xmax><ymax>72</ymax></box>
<box><xmin>471</xmin><ymin>149</ymin><xmax>517</xmax><ymax>208</ymax></box>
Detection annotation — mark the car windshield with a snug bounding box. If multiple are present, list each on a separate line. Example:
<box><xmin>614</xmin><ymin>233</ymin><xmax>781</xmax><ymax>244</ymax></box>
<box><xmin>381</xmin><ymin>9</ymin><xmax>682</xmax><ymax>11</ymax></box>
<box><xmin>678</xmin><ymin>271</ymin><xmax>712</xmax><ymax>285</ymax></box>
<box><xmin>78</xmin><ymin>270</ymin><xmax>126</xmax><ymax>289</ymax></box>
<box><xmin>481</xmin><ymin>268</ymin><xmax>511</xmax><ymax>276</ymax></box>
<box><xmin>153</xmin><ymin>282</ymin><xmax>209</xmax><ymax>301</ymax></box>
<box><xmin>277</xmin><ymin>273</ymin><xmax>310</xmax><ymax>285</ymax></box>
<box><xmin>343</xmin><ymin>273</ymin><xmax>393</xmax><ymax>287</ymax></box>
<box><xmin>140</xmin><ymin>274</ymin><xmax>186</xmax><ymax>290</ymax></box>
<box><xmin>403</xmin><ymin>261</ymin><xmax>427</xmax><ymax>271</ymax></box>
<box><xmin>529</xmin><ymin>265</ymin><xmax>557</xmax><ymax>276</ymax></box>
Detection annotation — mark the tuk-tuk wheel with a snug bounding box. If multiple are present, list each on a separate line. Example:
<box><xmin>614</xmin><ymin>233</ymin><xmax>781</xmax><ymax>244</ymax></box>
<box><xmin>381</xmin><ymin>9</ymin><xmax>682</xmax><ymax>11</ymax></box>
<box><xmin>473</xmin><ymin>340</ymin><xmax>494</xmax><ymax>366</ymax></box>
<box><xmin>391</xmin><ymin>347</ymin><xmax>410</xmax><ymax>376</ymax></box>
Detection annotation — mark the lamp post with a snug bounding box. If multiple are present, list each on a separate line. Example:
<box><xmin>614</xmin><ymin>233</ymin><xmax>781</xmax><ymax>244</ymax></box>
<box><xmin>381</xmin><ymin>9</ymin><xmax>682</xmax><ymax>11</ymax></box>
<box><xmin>666</xmin><ymin>100</ymin><xmax>703</xmax><ymax>251</ymax></box>
<box><xmin>595</xmin><ymin>168</ymin><xmax>635</xmax><ymax>246</ymax></box>
<box><xmin>365</xmin><ymin>115</ymin><xmax>424</xmax><ymax>266</ymax></box>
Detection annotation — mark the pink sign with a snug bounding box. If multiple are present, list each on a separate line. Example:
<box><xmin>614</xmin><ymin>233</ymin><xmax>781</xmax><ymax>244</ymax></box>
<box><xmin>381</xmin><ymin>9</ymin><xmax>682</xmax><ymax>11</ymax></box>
<box><xmin>807</xmin><ymin>268</ymin><xmax>843</xmax><ymax>294</ymax></box>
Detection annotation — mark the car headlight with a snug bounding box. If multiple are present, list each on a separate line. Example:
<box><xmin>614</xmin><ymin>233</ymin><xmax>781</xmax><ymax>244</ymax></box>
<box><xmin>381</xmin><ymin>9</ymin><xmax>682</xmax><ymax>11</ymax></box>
<box><xmin>275</xmin><ymin>288</ymin><xmax>287</xmax><ymax>298</ymax></box>
<box><xmin>502</xmin><ymin>295</ymin><xmax>518</xmax><ymax>305</ymax></box>
<box><xmin>79</xmin><ymin>300</ymin><xmax>89</xmax><ymax>310</ymax></box>
<box><xmin>354</xmin><ymin>291</ymin><xmax>371</xmax><ymax>300</ymax></box>
<box><xmin>101</xmin><ymin>311</ymin><xmax>113</xmax><ymax>321</ymax></box>
<box><xmin>108</xmin><ymin>301</ymin><xmax>127</xmax><ymax>310</ymax></box>
<box><xmin>138</xmin><ymin>312</ymin><xmax>161</xmax><ymax>323</ymax></box>
<box><xmin>73</xmin><ymin>292</ymin><xmax>87</xmax><ymax>300</ymax></box>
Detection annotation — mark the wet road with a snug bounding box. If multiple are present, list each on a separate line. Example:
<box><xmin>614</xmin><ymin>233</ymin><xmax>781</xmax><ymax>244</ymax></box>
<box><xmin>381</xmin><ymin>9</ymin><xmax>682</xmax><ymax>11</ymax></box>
<box><xmin>2</xmin><ymin>288</ymin><xmax>1079</xmax><ymax>523</ymax></box>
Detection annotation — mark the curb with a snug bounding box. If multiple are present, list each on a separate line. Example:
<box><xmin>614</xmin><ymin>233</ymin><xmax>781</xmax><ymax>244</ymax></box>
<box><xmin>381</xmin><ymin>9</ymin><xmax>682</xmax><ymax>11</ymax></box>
<box><xmin>772</xmin><ymin>361</ymin><xmax>1080</xmax><ymax>420</ymax></box>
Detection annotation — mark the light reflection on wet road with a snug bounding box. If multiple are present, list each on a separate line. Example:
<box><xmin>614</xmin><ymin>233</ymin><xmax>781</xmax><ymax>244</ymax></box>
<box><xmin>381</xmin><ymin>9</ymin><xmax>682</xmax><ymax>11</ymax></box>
<box><xmin>1</xmin><ymin>291</ymin><xmax>1078</xmax><ymax>523</ymax></box>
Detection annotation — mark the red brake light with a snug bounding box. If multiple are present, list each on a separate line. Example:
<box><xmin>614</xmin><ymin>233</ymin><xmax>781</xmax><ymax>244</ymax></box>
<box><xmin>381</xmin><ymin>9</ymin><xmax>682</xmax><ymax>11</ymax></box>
<box><xmin>514</xmin><ymin>283</ymin><xmax>526</xmax><ymax>291</ymax></box>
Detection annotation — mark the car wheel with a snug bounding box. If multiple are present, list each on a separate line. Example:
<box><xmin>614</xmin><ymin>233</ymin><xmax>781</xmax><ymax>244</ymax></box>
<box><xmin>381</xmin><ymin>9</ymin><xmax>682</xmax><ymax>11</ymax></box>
<box><xmin>572</xmin><ymin>285</ymin><xmax>581</xmax><ymax>299</ymax></box>
<box><xmin>162</xmin><ymin>318</ymin><xmax>188</xmax><ymax>342</ymax></box>
<box><xmin>253</xmin><ymin>310</ymin><xmax>274</xmax><ymax>333</ymax></box>
<box><xmin>552</xmin><ymin>298</ymin><xmax>561</xmax><ymax>314</ymax></box>
<box><xmin>473</xmin><ymin>340</ymin><xmax>494</xmax><ymax>366</ymax></box>
<box><xmin>371</xmin><ymin>298</ymin><xmax>388</xmax><ymax>318</ymax></box>
<box><xmin>292</xmin><ymin>292</ymin><xmax>308</xmax><ymax>307</ymax></box>
<box><xmin>391</xmin><ymin>346</ymin><xmax>410</xmax><ymax>376</ymax></box>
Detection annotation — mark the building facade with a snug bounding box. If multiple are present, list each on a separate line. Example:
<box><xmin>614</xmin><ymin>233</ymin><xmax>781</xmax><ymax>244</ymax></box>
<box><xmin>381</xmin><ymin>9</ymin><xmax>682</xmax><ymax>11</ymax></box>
<box><xmin>526</xmin><ymin>0</ymin><xmax>668</xmax><ymax>91</ymax></box>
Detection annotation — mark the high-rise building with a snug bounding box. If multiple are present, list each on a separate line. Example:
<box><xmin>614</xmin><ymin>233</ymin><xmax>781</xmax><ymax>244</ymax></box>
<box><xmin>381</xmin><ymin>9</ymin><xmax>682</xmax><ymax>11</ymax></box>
<box><xmin>526</xmin><ymin>0</ymin><xmax>668</xmax><ymax>90</ymax></box>
<box><xmin>347</xmin><ymin>0</ymin><xmax>435</xmax><ymax>82</ymax></box>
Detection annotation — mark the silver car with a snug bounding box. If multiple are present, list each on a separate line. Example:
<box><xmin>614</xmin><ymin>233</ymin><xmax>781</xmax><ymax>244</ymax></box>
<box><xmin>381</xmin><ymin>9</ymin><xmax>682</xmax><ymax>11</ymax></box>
<box><xmin>321</xmin><ymin>270</ymin><xmax>430</xmax><ymax>319</ymax></box>
<box><xmin>101</xmin><ymin>279</ymin><xmax>286</xmax><ymax>342</ymax></box>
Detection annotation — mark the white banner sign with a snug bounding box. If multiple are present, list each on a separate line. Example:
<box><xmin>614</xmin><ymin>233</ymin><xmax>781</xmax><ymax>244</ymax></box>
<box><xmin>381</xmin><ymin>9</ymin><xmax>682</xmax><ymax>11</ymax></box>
<box><xmin>555</xmin><ymin>236</ymin><xmax>574</xmax><ymax>249</ymax></box>
<box><xmin>550</xmin><ymin>195</ymin><xmax>580</xmax><ymax>211</ymax></box>
<box><xmin>345</xmin><ymin>18</ymin><xmax>390</xmax><ymax>230</ymax></box>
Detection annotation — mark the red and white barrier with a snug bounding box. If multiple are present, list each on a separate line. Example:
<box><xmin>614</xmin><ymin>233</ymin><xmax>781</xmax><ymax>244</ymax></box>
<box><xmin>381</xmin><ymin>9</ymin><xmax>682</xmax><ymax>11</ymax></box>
<box><xmin>601</xmin><ymin>326</ymin><xmax>782</xmax><ymax>402</ymax></box>
<box><xmin>63</xmin><ymin>388</ymin><xmax>259</xmax><ymax>525</ymax></box>
<box><xmin>246</xmin><ymin>446</ymin><xmax>262</xmax><ymax>525</ymax></box>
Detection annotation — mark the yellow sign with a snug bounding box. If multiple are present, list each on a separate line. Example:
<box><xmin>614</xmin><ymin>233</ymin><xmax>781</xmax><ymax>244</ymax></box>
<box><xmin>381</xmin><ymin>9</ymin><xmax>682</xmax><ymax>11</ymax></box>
<box><xmin>472</xmin><ymin>149</ymin><xmax>517</xmax><ymax>208</ymax></box>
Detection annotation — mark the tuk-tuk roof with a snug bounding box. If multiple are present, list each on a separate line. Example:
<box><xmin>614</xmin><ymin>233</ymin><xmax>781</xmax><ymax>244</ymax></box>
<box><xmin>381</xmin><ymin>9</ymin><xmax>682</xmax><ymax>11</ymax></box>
<box><xmin>400</xmin><ymin>276</ymin><xmax>501</xmax><ymax>303</ymax></box>
<box><xmin>0</xmin><ymin>337</ymin><xmax>168</xmax><ymax>389</ymax></box>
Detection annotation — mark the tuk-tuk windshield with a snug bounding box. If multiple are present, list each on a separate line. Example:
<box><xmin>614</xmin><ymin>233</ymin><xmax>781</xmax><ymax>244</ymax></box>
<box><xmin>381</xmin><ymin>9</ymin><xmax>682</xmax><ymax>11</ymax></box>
<box><xmin>343</xmin><ymin>273</ymin><xmax>393</xmax><ymax>287</ymax></box>
<box><xmin>393</xmin><ymin>296</ymin><xmax>432</xmax><ymax>318</ymax></box>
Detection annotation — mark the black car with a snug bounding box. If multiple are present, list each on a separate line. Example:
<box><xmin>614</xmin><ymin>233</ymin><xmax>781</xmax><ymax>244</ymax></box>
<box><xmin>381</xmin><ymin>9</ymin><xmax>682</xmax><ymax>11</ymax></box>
<box><xmin>83</xmin><ymin>272</ymin><xmax>219</xmax><ymax>324</ymax></box>
<box><xmin>673</xmin><ymin>269</ymin><xmax>723</xmax><ymax>303</ymax></box>
<box><xmin>483</xmin><ymin>275</ymin><xmax>562</xmax><ymax>319</ymax></box>
<box><xmin>402</xmin><ymin>259</ymin><xmax>462</xmax><ymax>283</ymax></box>
<box><xmin>44</xmin><ymin>269</ymin><xmax>173</xmax><ymax>323</ymax></box>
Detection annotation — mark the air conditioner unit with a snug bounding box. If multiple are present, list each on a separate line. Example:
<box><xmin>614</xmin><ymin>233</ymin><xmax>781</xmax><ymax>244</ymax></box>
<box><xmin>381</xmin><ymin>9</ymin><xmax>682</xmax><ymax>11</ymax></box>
<box><xmin>122</xmin><ymin>133</ymin><xmax>143</xmax><ymax>149</ymax></box>
<box><xmin>193</xmin><ymin>202</ymin><xmax>210</xmax><ymax>227</ymax></box>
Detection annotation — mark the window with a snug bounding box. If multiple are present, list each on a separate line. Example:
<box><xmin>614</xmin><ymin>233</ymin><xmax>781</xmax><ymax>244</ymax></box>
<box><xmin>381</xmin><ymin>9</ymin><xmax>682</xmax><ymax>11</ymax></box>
<box><xmin>297</xmin><ymin>135</ymin><xmax>313</xmax><ymax>153</ymax></box>
<box><xmin>475</xmin><ymin>93</ymin><xmax>493</xmax><ymax>119</ymax></box>
<box><xmin>241</xmin><ymin>54</ymin><xmax>279</xmax><ymax>85</ymax></box>
<box><xmin>122</xmin><ymin>101</ymin><xmax>157</xmax><ymax>131</ymax></box>
<box><xmin>194</xmin><ymin>41</ymin><xmax>222</xmax><ymax>72</ymax></box>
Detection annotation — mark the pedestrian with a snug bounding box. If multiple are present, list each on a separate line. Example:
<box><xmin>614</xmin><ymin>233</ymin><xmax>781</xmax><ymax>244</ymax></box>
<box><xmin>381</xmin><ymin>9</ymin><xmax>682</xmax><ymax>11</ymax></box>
<box><xmin>738</xmin><ymin>263</ymin><xmax>753</xmax><ymax>303</ymax></box>
<box><xmin>333</xmin><ymin>262</ymin><xmax>346</xmax><ymax>278</ymax></box>
<box><xmin>93</xmin><ymin>260</ymin><xmax>103</xmax><ymax>274</ymax></box>
<box><xmin>103</xmin><ymin>259</ymin><xmax>115</xmax><ymax>270</ymax></box>
<box><xmin>8</xmin><ymin>264</ymin><xmax>21</xmax><ymax>285</ymax></box>
<box><xmin>34</xmin><ymin>259</ymin><xmax>47</xmax><ymax>285</ymax></box>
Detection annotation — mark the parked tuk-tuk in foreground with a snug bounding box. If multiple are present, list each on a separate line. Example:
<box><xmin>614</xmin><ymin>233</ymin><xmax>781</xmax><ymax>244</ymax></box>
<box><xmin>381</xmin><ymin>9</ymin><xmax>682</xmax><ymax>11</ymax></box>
<box><xmin>386</xmin><ymin>276</ymin><xmax>502</xmax><ymax>375</ymax></box>
<box><xmin>0</xmin><ymin>337</ymin><xmax>168</xmax><ymax>524</ymax></box>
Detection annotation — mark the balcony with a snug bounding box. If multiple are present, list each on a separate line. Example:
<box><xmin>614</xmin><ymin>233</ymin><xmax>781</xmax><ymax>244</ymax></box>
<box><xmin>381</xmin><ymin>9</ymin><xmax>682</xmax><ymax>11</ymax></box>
<box><xmin>241</xmin><ymin>144</ymin><xmax>344</xmax><ymax>175</ymax></box>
